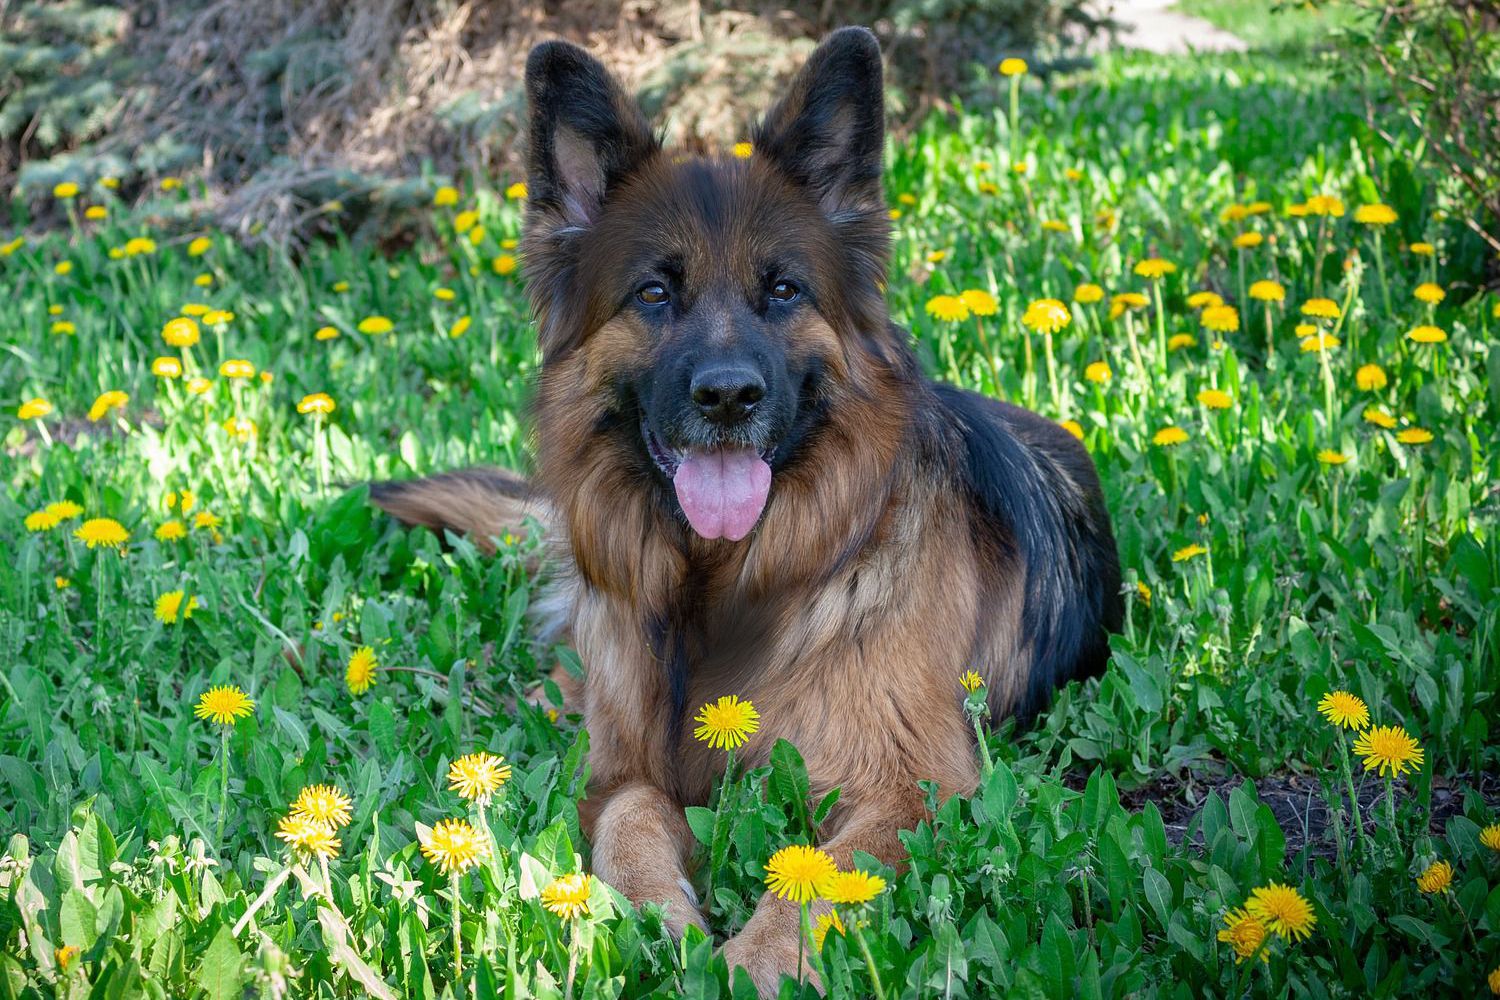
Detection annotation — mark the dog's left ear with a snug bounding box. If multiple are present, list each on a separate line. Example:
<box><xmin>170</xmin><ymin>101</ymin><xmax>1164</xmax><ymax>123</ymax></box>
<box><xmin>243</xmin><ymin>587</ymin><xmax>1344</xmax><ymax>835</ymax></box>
<box><xmin>753</xmin><ymin>27</ymin><xmax>886</xmax><ymax>217</ymax></box>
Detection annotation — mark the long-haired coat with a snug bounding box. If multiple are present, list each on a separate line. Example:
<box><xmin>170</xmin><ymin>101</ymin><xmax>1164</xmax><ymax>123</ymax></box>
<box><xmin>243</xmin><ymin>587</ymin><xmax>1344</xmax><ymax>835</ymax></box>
<box><xmin>372</xmin><ymin>26</ymin><xmax>1121</xmax><ymax>995</ymax></box>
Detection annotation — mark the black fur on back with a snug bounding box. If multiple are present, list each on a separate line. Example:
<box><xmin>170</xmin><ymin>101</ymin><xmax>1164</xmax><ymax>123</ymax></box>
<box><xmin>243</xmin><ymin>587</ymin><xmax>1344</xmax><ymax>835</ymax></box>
<box><xmin>931</xmin><ymin>384</ymin><xmax>1123</xmax><ymax>722</ymax></box>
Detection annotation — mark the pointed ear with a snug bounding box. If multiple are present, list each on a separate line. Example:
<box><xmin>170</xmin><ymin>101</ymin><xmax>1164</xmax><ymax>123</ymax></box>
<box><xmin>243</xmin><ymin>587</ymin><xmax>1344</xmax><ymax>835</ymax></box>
<box><xmin>752</xmin><ymin>27</ymin><xmax>886</xmax><ymax>217</ymax></box>
<box><xmin>524</xmin><ymin>40</ymin><xmax>658</xmax><ymax>233</ymax></box>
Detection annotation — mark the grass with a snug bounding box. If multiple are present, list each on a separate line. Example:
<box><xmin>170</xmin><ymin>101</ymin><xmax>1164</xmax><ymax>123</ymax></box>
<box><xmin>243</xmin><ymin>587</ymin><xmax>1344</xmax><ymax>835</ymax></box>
<box><xmin>1173</xmin><ymin>0</ymin><xmax>1366</xmax><ymax>51</ymax></box>
<box><xmin>3</xmin><ymin>48</ymin><xmax>1499</xmax><ymax>998</ymax></box>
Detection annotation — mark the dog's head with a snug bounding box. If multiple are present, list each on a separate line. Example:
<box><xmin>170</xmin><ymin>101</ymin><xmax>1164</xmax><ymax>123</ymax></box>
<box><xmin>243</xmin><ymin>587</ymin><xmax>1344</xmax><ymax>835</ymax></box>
<box><xmin>523</xmin><ymin>28</ymin><xmax>897</xmax><ymax>543</ymax></box>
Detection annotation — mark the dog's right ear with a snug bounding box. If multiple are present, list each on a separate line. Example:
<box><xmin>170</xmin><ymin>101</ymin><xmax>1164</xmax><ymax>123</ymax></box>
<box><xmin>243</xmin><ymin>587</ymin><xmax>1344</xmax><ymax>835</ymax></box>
<box><xmin>523</xmin><ymin>41</ymin><xmax>658</xmax><ymax>234</ymax></box>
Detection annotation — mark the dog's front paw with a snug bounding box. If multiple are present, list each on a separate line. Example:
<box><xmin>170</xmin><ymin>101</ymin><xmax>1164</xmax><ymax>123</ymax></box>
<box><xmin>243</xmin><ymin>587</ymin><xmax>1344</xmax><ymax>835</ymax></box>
<box><xmin>721</xmin><ymin>914</ymin><xmax>821</xmax><ymax>998</ymax></box>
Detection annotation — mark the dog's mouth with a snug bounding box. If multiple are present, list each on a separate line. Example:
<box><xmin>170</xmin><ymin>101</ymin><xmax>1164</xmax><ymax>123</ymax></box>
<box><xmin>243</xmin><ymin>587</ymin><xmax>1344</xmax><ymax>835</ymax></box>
<box><xmin>643</xmin><ymin>421</ymin><xmax>773</xmax><ymax>542</ymax></box>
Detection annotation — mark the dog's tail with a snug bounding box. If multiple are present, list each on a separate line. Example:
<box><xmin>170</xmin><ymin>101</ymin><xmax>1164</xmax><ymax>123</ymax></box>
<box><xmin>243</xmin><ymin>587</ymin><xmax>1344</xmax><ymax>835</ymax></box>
<box><xmin>368</xmin><ymin>468</ymin><xmax>551</xmax><ymax>554</ymax></box>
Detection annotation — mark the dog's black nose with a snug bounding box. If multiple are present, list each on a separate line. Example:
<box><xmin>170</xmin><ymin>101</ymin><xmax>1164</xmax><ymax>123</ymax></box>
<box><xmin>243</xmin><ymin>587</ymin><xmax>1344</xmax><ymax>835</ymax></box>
<box><xmin>691</xmin><ymin>365</ymin><xmax>765</xmax><ymax>424</ymax></box>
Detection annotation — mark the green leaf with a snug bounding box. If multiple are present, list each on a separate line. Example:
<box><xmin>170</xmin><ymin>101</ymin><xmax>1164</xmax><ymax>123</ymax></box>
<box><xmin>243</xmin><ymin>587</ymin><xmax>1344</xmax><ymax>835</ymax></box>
<box><xmin>197</xmin><ymin>924</ymin><xmax>246</xmax><ymax>1000</ymax></box>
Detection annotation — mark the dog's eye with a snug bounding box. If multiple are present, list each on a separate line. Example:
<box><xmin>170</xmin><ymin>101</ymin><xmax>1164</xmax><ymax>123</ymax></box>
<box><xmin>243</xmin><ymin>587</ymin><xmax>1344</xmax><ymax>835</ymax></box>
<box><xmin>637</xmin><ymin>283</ymin><xmax>670</xmax><ymax>306</ymax></box>
<box><xmin>769</xmin><ymin>281</ymin><xmax>800</xmax><ymax>303</ymax></box>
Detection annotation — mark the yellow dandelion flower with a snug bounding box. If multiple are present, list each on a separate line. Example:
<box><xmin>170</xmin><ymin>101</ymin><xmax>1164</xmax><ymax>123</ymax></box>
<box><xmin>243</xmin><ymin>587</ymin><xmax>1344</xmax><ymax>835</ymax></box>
<box><xmin>154</xmin><ymin>590</ymin><xmax>199</xmax><ymax>624</ymax></box>
<box><xmin>123</xmin><ymin>237</ymin><xmax>156</xmax><ymax>256</ymax></box>
<box><xmin>1413</xmin><ymin>282</ymin><xmax>1444</xmax><ymax>304</ymax></box>
<box><xmin>17</xmin><ymin>398</ymin><xmax>52</xmax><ymax>420</ymax></box>
<box><xmin>693</xmin><ymin>695</ymin><xmax>760</xmax><ymax>751</ymax></box>
<box><xmin>1084</xmin><ymin>361</ymin><xmax>1112</xmax><ymax>383</ymax></box>
<box><xmin>1317</xmin><ymin>450</ymin><xmax>1349</xmax><ymax>466</ymax></box>
<box><xmin>1172</xmin><ymin>543</ymin><xmax>1208</xmax><ymax>563</ymax></box>
<box><xmin>1232</xmin><ymin>232</ymin><xmax>1264</xmax><ymax>249</ymax></box>
<box><xmin>1408</xmin><ymin>242</ymin><xmax>1434</xmax><ymax>256</ymax></box>
<box><xmin>1245</xmin><ymin>883</ymin><xmax>1316</xmax><ymax>941</ymax></box>
<box><xmin>53</xmin><ymin>181</ymin><xmax>80</xmax><ymax>199</ymax></box>
<box><xmin>897</xmin><ymin>193</ymin><xmax>918</xmax><ymax>206</ymax></box>
<box><xmin>433</xmin><ymin>287</ymin><xmax>455</xmax><ymax>302</ymax></box>
<box><xmin>219</xmin><ymin>359</ymin><xmax>255</xmax><ymax>379</ymax></box>
<box><xmin>821</xmin><ymin>869</ymin><xmax>886</xmax><ymax>905</ymax></box>
<box><xmin>75</xmin><ymin>517</ymin><xmax>129</xmax><ymax>549</ymax></box>
<box><xmin>433</xmin><ymin>185</ymin><xmax>459</xmax><ymax>206</ymax></box>
<box><xmin>505</xmin><ymin>182</ymin><xmax>528</xmax><ymax>200</ymax></box>
<box><xmin>1221</xmin><ymin>204</ymin><xmax>1249</xmax><ymax>223</ymax></box>
<box><xmin>1355</xmin><ymin>364</ymin><xmax>1387</xmax><ymax>391</ymax></box>
<box><xmin>84</xmin><ymin>206</ymin><xmax>107</xmax><ymax>221</ymax></box>
<box><xmin>55</xmin><ymin>944</ymin><xmax>79</xmax><ymax>971</ymax></box>
<box><xmin>1133</xmin><ymin>258</ymin><xmax>1176</xmax><ymax>280</ymax></box>
<box><xmin>1415</xmin><ymin>860</ymin><xmax>1452</xmax><ymax>894</ymax></box>
<box><xmin>1060</xmin><ymin>418</ymin><xmax>1084</xmax><ymax>439</ymax></box>
<box><xmin>155</xmin><ymin>520</ymin><xmax>187</xmax><ymax>542</ymax></box>
<box><xmin>51</xmin><ymin>320</ymin><xmax>77</xmax><ymax>335</ymax></box>
<box><xmin>1362</xmin><ymin>406</ymin><xmax>1396</xmax><ymax>429</ymax></box>
<box><xmin>1021</xmin><ymin>298</ymin><xmax>1070</xmax><ymax>334</ymax></box>
<box><xmin>1136</xmin><ymin>581</ymin><xmax>1151</xmax><ymax>605</ymax></box>
<box><xmin>54</xmin><ymin>261</ymin><xmax>74</xmax><ymax>276</ymax></box>
<box><xmin>813</xmin><ymin>910</ymin><xmax>845</xmax><ymax>951</ymax></box>
<box><xmin>998</xmin><ymin>57</ymin><xmax>1027</xmax><ymax>76</ymax></box>
<box><xmin>357</xmin><ymin>315</ymin><xmax>394</xmax><ymax>335</ymax></box>
<box><xmin>764</xmin><ymin>844</ymin><xmax>837</xmax><ymax>904</ymax></box>
<box><xmin>1353</xmin><ymin>203</ymin><xmax>1397</xmax><ymax>226</ymax></box>
<box><xmin>1489</xmin><ymin>965</ymin><xmax>1500</xmax><ymax>995</ymax></box>
<box><xmin>187</xmin><ymin>236</ymin><xmax>212</xmax><ymax>257</ymax></box>
<box><xmin>1395</xmin><ymin>428</ymin><xmax>1433</xmax><ymax>445</ymax></box>
<box><xmin>296</xmin><ymin>392</ymin><xmax>335</xmax><ymax>415</ymax></box>
<box><xmin>331</xmin><ymin>280</ymin><xmax>350</xmax><ymax>293</ymax></box>
<box><xmin>1352</xmin><ymin>724</ymin><xmax>1424</xmax><ymax>777</ymax></box>
<box><xmin>926</xmin><ymin>249</ymin><xmax>948</xmax><ymax>263</ymax></box>
<box><xmin>959</xmin><ymin>670</ymin><xmax>984</xmax><ymax>693</ymax></box>
<box><xmin>1011</xmin><ymin>162</ymin><xmax>1028</xmax><ymax>176</ymax></box>
<box><xmin>55</xmin><ymin>576</ymin><xmax>71</xmax><ymax>589</ymax></box>
<box><xmin>160</xmin><ymin>177</ymin><xmax>181</xmax><ymax>191</ymax></box>
<box><xmin>1200</xmin><ymin>304</ymin><xmax>1239</xmax><ymax>333</ymax></box>
<box><xmin>152</xmin><ymin>357</ymin><xmax>183</xmax><ymax>378</ymax></box>
<box><xmin>1041</xmin><ymin>219</ymin><xmax>1069</xmax><ymax>234</ymax></box>
<box><xmin>291</xmin><ymin>784</ymin><xmax>353</xmax><ymax>828</ymax></box>
<box><xmin>1300</xmin><ymin>298</ymin><xmax>1340</xmax><ymax>319</ymax></box>
<box><xmin>1111</xmin><ymin>292</ymin><xmax>1149</xmax><ymax>313</ymax></box>
<box><xmin>447</xmin><ymin>751</ymin><xmax>513</xmax><ymax>804</ymax></box>
<box><xmin>420</xmin><ymin>817</ymin><xmax>489</xmax><ymax>875</ymax></box>
<box><xmin>925</xmin><ymin>295</ymin><xmax>970</xmax><ymax>323</ymax></box>
<box><xmin>1406</xmin><ymin>325</ymin><xmax>1447</xmax><ymax>344</ymax></box>
<box><xmin>0</xmin><ymin>236</ymin><xmax>24</xmax><ymax>256</ymax></box>
<box><xmin>1074</xmin><ymin>283</ymin><xmax>1104</xmax><ymax>304</ymax></box>
<box><xmin>1248</xmin><ymin>280</ymin><xmax>1285</xmax><ymax>302</ymax></box>
<box><xmin>1186</xmin><ymin>291</ymin><xmax>1223</xmax><ymax>309</ymax></box>
<box><xmin>87</xmin><ymin>390</ymin><xmax>128</xmax><ymax>422</ymax></box>
<box><xmin>961</xmin><ymin>289</ymin><xmax>999</xmax><ymax>316</ymax></box>
<box><xmin>732</xmin><ymin>141</ymin><xmax>753</xmax><ymax>158</ymax></box>
<box><xmin>193</xmin><ymin>510</ymin><xmax>222</xmax><ymax>531</ymax></box>
<box><xmin>346</xmin><ymin>646</ymin><xmax>378</xmax><ymax>695</ymax></box>
<box><xmin>1305</xmin><ymin>194</ymin><xmax>1344</xmax><ymax>217</ymax></box>
<box><xmin>1218</xmin><ymin>908</ymin><xmax>1269</xmax><ymax>964</ymax></box>
<box><xmin>221</xmin><ymin>416</ymin><xmax>257</xmax><ymax>442</ymax></box>
<box><xmin>194</xmin><ymin>685</ymin><xmax>254</xmax><ymax>726</ymax></box>
<box><xmin>162</xmin><ymin>317</ymin><xmax>200</xmax><ymax>347</ymax></box>
<box><xmin>541</xmin><ymin>873</ymin><xmax>591</xmax><ymax>919</ymax></box>
<box><xmin>25</xmin><ymin>509</ymin><xmax>60</xmax><ymax>532</ymax></box>
<box><xmin>276</xmin><ymin>812</ymin><xmax>340</xmax><ymax>859</ymax></box>
<box><xmin>1479</xmin><ymin>824</ymin><xmax>1500</xmax><ymax>851</ymax></box>
<box><xmin>46</xmin><ymin>500</ymin><xmax>82</xmax><ymax>521</ymax></box>
<box><xmin>1197</xmin><ymin>389</ymin><xmax>1232</xmax><ymax>410</ymax></box>
<box><xmin>186</xmin><ymin>377</ymin><xmax>212</xmax><ymax>395</ymax></box>
<box><xmin>1300</xmin><ymin>333</ymin><xmax>1340</xmax><ymax>353</ymax></box>
<box><xmin>449</xmin><ymin>315</ymin><xmax>471</xmax><ymax>338</ymax></box>
<box><xmin>1152</xmin><ymin>426</ymin><xmax>1189</xmax><ymax>447</ymax></box>
<box><xmin>1065</xmin><ymin>167</ymin><xmax>1084</xmax><ymax>182</ymax></box>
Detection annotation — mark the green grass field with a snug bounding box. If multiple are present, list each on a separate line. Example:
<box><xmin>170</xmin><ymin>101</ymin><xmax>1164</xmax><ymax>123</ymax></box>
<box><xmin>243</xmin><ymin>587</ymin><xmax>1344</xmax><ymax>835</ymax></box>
<box><xmin>3</xmin><ymin>47</ymin><xmax>1498</xmax><ymax>999</ymax></box>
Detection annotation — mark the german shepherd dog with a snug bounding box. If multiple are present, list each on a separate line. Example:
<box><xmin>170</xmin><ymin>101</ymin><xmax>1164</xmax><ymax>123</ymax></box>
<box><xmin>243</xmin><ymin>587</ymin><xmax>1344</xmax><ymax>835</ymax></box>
<box><xmin>372</xmin><ymin>26</ymin><xmax>1121</xmax><ymax>995</ymax></box>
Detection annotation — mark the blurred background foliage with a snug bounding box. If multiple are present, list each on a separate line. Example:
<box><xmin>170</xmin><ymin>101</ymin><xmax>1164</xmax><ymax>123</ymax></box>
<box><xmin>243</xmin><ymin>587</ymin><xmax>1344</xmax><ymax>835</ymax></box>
<box><xmin>0</xmin><ymin>0</ymin><xmax>1494</xmax><ymax>259</ymax></box>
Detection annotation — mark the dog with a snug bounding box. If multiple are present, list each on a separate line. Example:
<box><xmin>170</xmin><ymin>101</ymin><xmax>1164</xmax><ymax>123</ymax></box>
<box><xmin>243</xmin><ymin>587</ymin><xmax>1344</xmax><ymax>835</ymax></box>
<box><xmin>370</xmin><ymin>26</ymin><xmax>1122</xmax><ymax>995</ymax></box>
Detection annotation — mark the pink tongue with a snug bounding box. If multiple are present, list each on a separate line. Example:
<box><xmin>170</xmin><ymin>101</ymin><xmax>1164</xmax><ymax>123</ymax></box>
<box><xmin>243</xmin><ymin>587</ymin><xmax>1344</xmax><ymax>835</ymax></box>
<box><xmin>672</xmin><ymin>448</ymin><xmax>772</xmax><ymax>541</ymax></box>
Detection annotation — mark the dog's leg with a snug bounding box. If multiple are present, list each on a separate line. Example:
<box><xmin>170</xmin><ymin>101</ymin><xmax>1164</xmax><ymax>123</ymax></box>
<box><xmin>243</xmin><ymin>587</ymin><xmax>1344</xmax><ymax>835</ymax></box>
<box><xmin>720</xmin><ymin>787</ymin><xmax>926</xmax><ymax>997</ymax></box>
<box><xmin>589</xmin><ymin>782</ymin><xmax>708</xmax><ymax>937</ymax></box>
